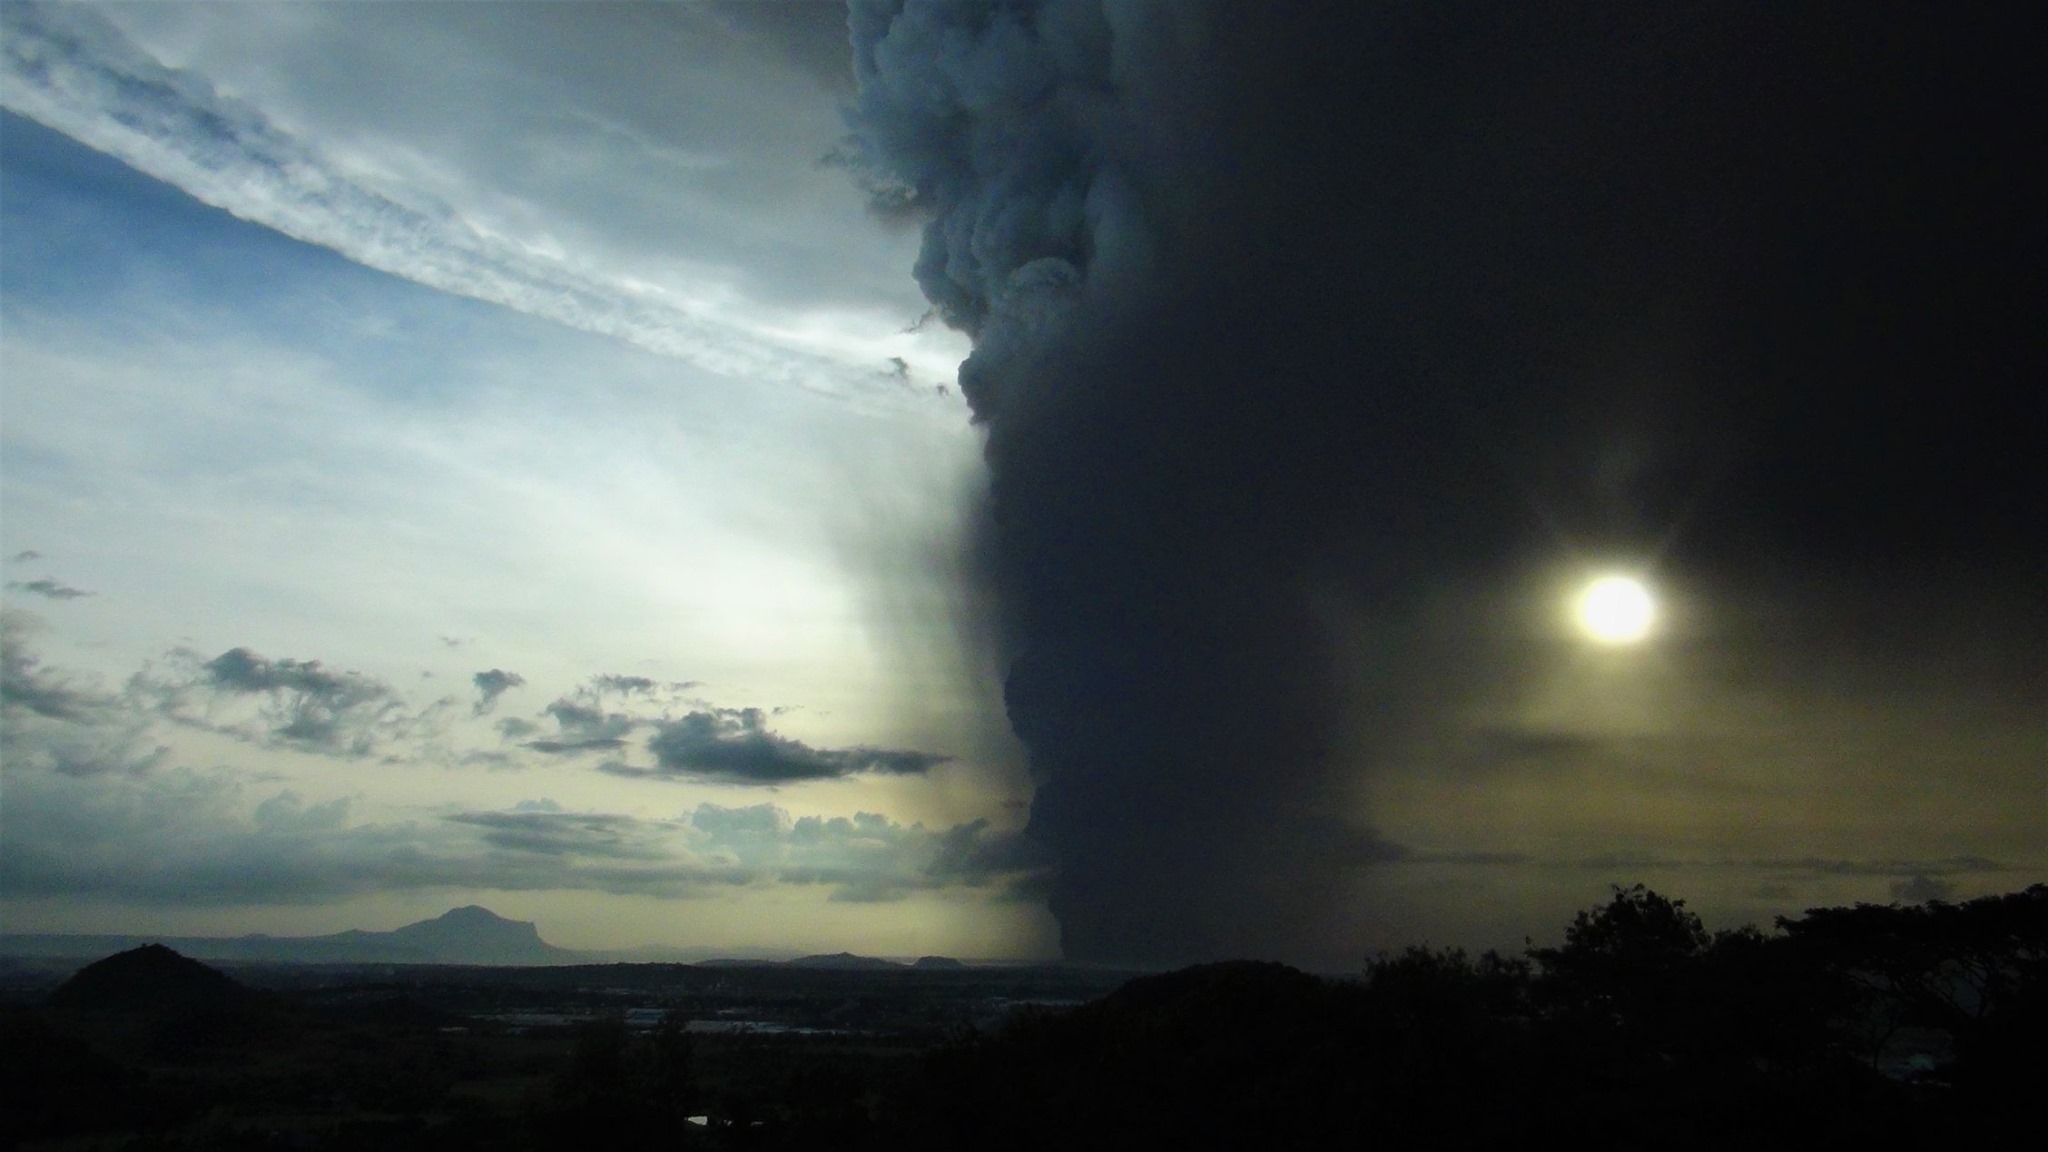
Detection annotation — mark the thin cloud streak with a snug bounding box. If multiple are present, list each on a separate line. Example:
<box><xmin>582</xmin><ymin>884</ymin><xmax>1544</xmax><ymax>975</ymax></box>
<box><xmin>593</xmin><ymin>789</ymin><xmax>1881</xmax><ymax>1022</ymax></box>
<box><xmin>7</xmin><ymin>578</ymin><xmax>94</xmax><ymax>600</ymax></box>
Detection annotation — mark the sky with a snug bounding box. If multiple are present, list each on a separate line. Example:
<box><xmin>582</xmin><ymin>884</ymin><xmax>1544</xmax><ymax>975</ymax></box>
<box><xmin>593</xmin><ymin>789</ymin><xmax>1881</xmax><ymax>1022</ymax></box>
<box><xmin>3</xmin><ymin>1</ymin><xmax>2043</xmax><ymax>970</ymax></box>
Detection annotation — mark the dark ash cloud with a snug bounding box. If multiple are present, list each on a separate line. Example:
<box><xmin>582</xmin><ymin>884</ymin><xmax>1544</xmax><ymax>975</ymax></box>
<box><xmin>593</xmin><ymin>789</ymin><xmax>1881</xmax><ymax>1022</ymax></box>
<box><xmin>9</xmin><ymin>550</ymin><xmax>42</xmax><ymax>562</ymax></box>
<box><xmin>8</xmin><ymin>578</ymin><xmax>94</xmax><ymax>600</ymax></box>
<box><xmin>704</xmin><ymin>0</ymin><xmax>857</xmax><ymax>92</ymax></box>
<box><xmin>632</xmin><ymin>707</ymin><xmax>950</xmax><ymax>784</ymax></box>
<box><xmin>924</xmin><ymin>816</ymin><xmax>1053</xmax><ymax>894</ymax></box>
<box><xmin>470</xmin><ymin>668</ymin><xmax>525</xmax><ymax>716</ymax></box>
<box><xmin>848</xmin><ymin>2</ymin><xmax>2044</xmax><ymax>966</ymax></box>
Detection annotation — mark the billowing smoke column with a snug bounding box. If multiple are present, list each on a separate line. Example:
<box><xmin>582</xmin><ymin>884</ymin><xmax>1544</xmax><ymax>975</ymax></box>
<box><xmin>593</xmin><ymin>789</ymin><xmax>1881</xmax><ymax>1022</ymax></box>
<box><xmin>848</xmin><ymin>0</ymin><xmax>1464</xmax><ymax>965</ymax></box>
<box><xmin>847</xmin><ymin>2</ymin><xmax>2042</xmax><ymax>965</ymax></box>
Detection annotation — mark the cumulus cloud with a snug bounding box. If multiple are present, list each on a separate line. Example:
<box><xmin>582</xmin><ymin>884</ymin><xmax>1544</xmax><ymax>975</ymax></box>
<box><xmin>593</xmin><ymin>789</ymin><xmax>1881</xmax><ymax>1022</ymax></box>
<box><xmin>589</xmin><ymin>673</ymin><xmax>661</xmax><ymax>697</ymax></box>
<box><xmin>684</xmin><ymin>802</ymin><xmax>1047</xmax><ymax>903</ymax></box>
<box><xmin>0</xmin><ymin>748</ymin><xmax>1040</xmax><ymax>906</ymax></box>
<box><xmin>513</xmin><ymin>671</ymin><xmax>721</xmax><ymax>756</ymax></box>
<box><xmin>114</xmin><ymin>644</ymin><xmax>447</xmax><ymax>760</ymax></box>
<box><xmin>1</xmin><ymin>614</ymin><xmax>1031</xmax><ymax>911</ymax></box>
<box><xmin>470</xmin><ymin>668</ymin><xmax>525</xmax><ymax>716</ymax></box>
<box><xmin>629</xmin><ymin>707</ymin><xmax>951</xmax><ymax>784</ymax></box>
<box><xmin>0</xmin><ymin>766</ymin><xmax>436</xmax><ymax>906</ymax></box>
<box><xmin>523</xmin><ymin>697</ymin><xmax>636</xmax><ymax>756</ymax></box>
<box><xmin>0</xmin><ymin>641</ymin><xmax>707</xmax><ymax>904</ymax></box>
<box><xmin>1</xmin><ymin>612</ymin><xmax>112</xmax><ymax>723</ymax></box>
<box><xmin>1</xmin><ymin>613</ymin><xmax>162</xmax><ymax>779</ymax></box>
<box><xmin>188</xmin><ymin>646</ymin><xmax>418</xmax><ymax>756</ymax></box>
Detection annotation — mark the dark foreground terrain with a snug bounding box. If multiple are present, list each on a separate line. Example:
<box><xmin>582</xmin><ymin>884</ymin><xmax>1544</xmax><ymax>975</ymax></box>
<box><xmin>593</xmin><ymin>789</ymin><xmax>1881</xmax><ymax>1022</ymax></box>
<box><xmin>4</xmin><ymin>885</ymin><xmax>2041</xmax><ymax>1150</ymax></box>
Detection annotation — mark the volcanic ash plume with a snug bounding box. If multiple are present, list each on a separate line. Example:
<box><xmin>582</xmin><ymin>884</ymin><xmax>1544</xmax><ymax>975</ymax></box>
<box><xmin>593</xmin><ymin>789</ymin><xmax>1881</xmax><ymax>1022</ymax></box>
<box><xmin>848</xmin><ymin>1</ymin><xmax>2046</xmax><ymax>966</ymax></box>
<box><xmin>847</xmin><ymin>0</ymin><xmax>1427</xmax><ymax>966</ymax></box>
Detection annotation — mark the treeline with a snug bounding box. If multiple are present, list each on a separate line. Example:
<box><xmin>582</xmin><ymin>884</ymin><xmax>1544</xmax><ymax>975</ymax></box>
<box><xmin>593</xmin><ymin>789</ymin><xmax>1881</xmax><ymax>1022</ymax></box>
<box><xmin>547</xmin><ymin>884</ymin><xmax>2046</xmax><ymax>1150</ymax></box>
<box><xmin>898</xmin><ymin>884</ymin><xmax>2044</xmax><ymax>1150</ymax></box>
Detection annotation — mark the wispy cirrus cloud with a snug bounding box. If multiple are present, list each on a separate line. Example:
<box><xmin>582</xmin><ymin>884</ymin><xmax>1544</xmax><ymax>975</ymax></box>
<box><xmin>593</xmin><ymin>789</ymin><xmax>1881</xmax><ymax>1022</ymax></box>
<box><xmin>0</xmin><ymin>1</ymin><xmax>947</xmax><ymax>407</ymax></box>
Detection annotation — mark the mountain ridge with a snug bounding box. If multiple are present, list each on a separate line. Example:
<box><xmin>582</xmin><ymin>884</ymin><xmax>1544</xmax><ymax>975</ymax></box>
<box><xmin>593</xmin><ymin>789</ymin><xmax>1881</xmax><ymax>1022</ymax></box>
<box><xmin>1</xmin><ymin>906</ymin><xmax>578</xmax><ymax>967</ymax></box>
<box><xmin>0</xmin><ymin>909</ymin><xmax>979</xmax><ymax>969</ymax></box>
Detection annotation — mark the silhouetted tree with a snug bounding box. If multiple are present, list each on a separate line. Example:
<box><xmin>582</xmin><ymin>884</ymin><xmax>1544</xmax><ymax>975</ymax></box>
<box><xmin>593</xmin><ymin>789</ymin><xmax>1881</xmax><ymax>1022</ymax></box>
<box><xmin>1778</xmin><ymin>885</ymin><xmax>2048</xmax><ymax>1084</ymax></box>
<box><xmin>1530</xmin><ymin>885</ymin><xmax>1709</xmax><ymax>1053</ymax></box>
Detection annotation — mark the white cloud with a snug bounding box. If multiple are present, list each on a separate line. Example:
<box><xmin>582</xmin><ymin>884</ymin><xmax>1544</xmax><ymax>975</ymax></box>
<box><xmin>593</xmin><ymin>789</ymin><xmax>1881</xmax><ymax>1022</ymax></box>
<box><xmin>1</xmin><ymin>1</ymin><xmax>967</xmax><ymax>405</ymax></box>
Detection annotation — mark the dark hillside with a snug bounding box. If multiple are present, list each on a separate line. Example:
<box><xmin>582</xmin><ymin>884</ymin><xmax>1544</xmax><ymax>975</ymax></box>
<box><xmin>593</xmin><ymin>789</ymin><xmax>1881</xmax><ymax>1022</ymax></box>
<box><xmin>913</xmin><ymin>961</ymin><xmax>1376</xmax><ymax>1148</ymax></box>
<box><xmin>48</xmin><ymin>943</ymin><xmax>259</xmax><ymax>1013</ymax></box>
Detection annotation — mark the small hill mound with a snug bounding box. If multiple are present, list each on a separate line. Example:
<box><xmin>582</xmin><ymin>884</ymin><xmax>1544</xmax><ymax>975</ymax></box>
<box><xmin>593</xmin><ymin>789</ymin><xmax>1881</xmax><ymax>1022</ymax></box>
<box><xmin>917</xmin><ymin>961</ymin><xmax>1363</xmax><ymax>1146</ymax></box>
<box><xmin>1099</xmin><ymin>959</ymin><xmax>1328</xmax><ymax>1020</ymax></box>
<box><xmin>912</xmin><ymin>955</ymin><xmax>966</xmax><ymax>969</ymax></box>
<box><xmin>48</xmin><ymin>944</ymin><xmax>256</xmax><ymax>1013</ymax></box>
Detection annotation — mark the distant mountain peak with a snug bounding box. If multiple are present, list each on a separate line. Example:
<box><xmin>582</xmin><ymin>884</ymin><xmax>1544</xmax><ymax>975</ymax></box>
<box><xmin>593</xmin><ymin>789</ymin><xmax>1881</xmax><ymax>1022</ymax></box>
<box><xmin>385</xmin><ymin>906</ymin><xmax>570</xmax><ymax>966</ymax></box>
<box><xmin>3</xmin><ymin>908</ymin><xmax>580</xmax><ymax>968</ymax></box>
<box><xmin>433</xmin><ymin>905</ymin><xmax>515</xmax><ymax>925</ymax></box>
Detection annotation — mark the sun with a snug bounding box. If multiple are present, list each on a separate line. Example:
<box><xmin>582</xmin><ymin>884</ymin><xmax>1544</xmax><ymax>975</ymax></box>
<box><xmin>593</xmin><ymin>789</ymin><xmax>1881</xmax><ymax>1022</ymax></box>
<box><xmin>1575</xmin><ymin>574</ymin><xmax>1656</xmax><ymax>645</ymax></box>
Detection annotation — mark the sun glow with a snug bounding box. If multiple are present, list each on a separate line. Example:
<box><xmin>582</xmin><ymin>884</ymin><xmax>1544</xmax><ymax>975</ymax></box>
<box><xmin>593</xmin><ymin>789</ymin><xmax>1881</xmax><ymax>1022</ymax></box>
<box><xmin>1575</xmin><ymin>574</ymin><xmax>1656</xmax><ymax>645</ymax></box>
